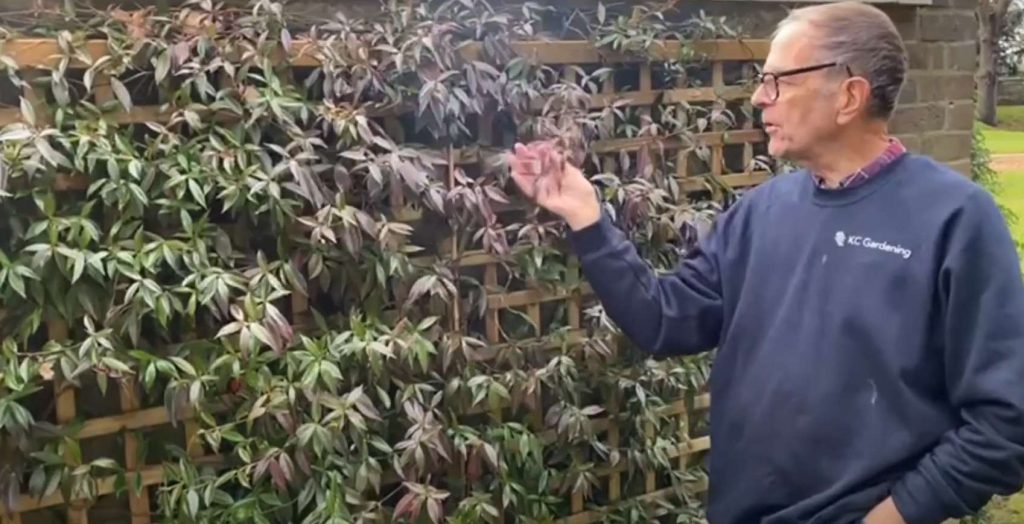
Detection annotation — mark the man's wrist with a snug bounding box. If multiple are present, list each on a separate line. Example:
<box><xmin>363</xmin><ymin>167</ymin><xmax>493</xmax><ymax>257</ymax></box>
<box><xmin>864</xmin><ymin>497</ymin><xmax>906</xmax><ymax>524</ymax></box>
<box><xmin>565</xmin><ymin>205</ymin><xmax>601</xmax><ymax>231</ymax></box>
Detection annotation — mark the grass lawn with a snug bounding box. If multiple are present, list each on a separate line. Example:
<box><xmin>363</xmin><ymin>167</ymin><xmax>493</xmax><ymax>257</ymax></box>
<box><xmin>973</xmin><ymin>107</ymin><xmax>1024</xmax><ymax>523</ymax></box>
<box><xmin>998</xmin><ymin>170</ymin><xmax>1024</xmax><ymax>245</ymax></box>
<box><xmin>978</xmin><ymin>105</ymin><xmax>1024</xmax><ymax>155</ymax></box>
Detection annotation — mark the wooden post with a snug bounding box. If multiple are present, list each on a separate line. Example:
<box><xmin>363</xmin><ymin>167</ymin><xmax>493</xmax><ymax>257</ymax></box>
<box><xmin>119</xmin><ymin>378</ymin><xmax>151</xmax><ymax>524</ymax></box>
<box><xmin>49</xmin><ymin>320</ymin><xmax>88</xmax><ymax>524</ymax></box>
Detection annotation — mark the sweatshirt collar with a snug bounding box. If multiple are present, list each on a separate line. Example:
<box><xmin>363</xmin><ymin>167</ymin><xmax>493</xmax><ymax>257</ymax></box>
<box><xmin>812</xmin><ymin>138</ymin><xmax>907</xmax><ymax>190</ymax></box>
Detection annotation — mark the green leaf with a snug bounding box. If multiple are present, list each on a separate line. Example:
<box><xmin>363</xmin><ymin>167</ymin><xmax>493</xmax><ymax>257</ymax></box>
<box><xmin>101</xmin><ymin>357</ymin><xmax>133</xmax><ymax>374</ymax></box>
<box><xmin>153</xmin><ymin>51</ymin><xmax>171</xmax><ymax>83</ymax></box>
<box><xmin>35</xmin><ymin>137</ymin><xmax>71</xmax><ymax>168</ymax></box>
<box><xmin>20</xmin><ymin>96</ymin><xmax>35</xmax><ymax>126</ymax></box>
<box><xmin>0</xmin><ymin>124</ymin><xmax>32</xmax><ymax>142</ymax></box>
<box><xmin>169</xmin><ymin>356</ymin><xmax>197</xmax><ymax>377</ymax></box>
<box><xmin>187</xmin><ymin>489</ymin><xmax>199</xmax><ymax>518</ymax></box>
<box><xmin>70</xmin><ymin>251</ymin><xmax>85</xmax><ymax>283</ymax></box>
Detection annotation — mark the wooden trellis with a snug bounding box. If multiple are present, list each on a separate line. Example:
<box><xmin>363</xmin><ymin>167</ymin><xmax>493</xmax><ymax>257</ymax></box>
<box><xmin>0</xmin><ymin>35</ymin><xmax>768</xmax><ymax>524</ymax></box>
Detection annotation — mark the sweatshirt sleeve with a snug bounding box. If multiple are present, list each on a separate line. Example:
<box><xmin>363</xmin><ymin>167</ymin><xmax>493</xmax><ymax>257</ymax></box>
<box><xmin>891</xmin><ymin>188</ymin><xmax>1024</xmax><ymax>524</ymax></box>
<box><xmin>567</xmin><ymin>205</ymin><xmax>734</xmax><ymax>357</ymax></box>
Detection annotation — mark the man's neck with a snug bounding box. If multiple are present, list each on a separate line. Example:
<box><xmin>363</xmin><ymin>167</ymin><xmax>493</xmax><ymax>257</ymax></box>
<box><xmin>801</xmin><ymin>129</ymin><xmax>893</xmax><ymax>188</ymax></box>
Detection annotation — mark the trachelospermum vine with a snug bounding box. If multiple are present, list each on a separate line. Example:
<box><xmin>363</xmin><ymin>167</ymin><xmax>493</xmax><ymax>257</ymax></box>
<box><xmin>0</xmin><ymin>0</ymin><xmax>750</xmax><ymax>522</ymax></box>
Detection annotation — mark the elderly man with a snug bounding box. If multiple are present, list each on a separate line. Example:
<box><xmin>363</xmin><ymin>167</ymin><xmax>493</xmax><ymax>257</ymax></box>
<box><xmin>507</xmin><ymin>2</ymin><xmax>1024</xmax><ymax>523</ymax></box>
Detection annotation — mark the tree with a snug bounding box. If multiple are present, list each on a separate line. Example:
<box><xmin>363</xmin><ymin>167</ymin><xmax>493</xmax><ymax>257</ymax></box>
<box><xmin>979</xmin><ymin>0</ymin><xmax>1015</xmax><ymax>126</ymax></box>
<box><xmin>998</xmin><ymin>3</ymin><xmax>1024</xmax><ymax>75</ymax></box>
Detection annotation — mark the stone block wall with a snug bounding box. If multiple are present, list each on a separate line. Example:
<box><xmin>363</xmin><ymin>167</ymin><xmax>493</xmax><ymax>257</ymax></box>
<box><xmin>888</xmin><ymin>0</ymin><xmax>978</xmax><ymax>175</ymax></box>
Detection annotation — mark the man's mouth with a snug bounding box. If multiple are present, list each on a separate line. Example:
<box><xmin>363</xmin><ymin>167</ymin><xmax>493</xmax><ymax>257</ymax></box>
<box><xmin>763</xmin><ymin>123</ymin><xmax>780</xmax><ymax>134</ymax></box>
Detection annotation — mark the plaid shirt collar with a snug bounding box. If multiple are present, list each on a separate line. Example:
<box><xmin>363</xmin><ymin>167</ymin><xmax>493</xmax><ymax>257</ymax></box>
<box><xmin>812</xmin><ymin>138</ymin><xmax>907</xmax><ymax>190</ymax></box>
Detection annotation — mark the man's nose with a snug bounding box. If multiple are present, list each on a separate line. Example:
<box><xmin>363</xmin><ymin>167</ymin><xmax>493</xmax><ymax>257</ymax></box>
<box><xmin>750</xmin><ymin>84</ymin><xmax>769</xmax><ymax>109</ymax></box>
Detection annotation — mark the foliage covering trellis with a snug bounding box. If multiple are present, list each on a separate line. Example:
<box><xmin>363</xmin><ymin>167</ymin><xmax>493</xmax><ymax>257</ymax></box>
<box><xmin>0</xmin><ymin>0</ymin><xmax>764</xmax><ymax>522</ymax></box>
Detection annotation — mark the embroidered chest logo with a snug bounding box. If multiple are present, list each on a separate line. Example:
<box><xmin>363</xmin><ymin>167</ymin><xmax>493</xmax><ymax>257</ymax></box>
<box><xmin>833</xmin><ymin>231</ymin><xmax>912</xmax><ymax>259</ymax></box>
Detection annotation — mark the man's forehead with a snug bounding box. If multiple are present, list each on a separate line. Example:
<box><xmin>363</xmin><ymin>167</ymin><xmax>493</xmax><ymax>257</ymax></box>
<box><xmin>765</xmin><ymin>23</ymin><xmax>820</xmax><ymax>70</ymax></box>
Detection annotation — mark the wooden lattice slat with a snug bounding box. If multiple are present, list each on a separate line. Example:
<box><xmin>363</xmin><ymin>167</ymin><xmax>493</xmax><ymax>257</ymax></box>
<box><xmin>119</xmin><ymin>379</ymin><xmax>151</xmax><ymax>524</ymax></box>
<box><xmin>3</xmin><ymin>39</ymin><xmax>768</xmax><ymax>69</ymax></box>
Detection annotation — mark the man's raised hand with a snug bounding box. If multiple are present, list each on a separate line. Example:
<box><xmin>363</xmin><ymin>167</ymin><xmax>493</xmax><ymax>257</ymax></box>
<box><xmin>507</xmin><ymin>141</ymin><xmax>601</xmax><ymax>231</ymax></box>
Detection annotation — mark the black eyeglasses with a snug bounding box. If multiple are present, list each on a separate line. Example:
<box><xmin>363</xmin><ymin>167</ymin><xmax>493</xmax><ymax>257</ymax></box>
<box><xmin>753</xmin><ymin>62</ymin><xmax>854</xmax><ymax>102</ymax></box>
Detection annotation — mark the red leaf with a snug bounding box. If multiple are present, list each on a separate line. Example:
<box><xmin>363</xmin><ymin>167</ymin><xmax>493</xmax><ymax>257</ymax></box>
<box><xmin>296</xmin><ymin>450</ymin><xmax>313</xmax><ymax>476</ymax></box>
<box><xmin>268</xmin><ymin>457</ymin><xmax>287</xmax><ymax>491</ymax></box>
<box><xmin>467</xmin><ymin>447</ymin><xmax>482</xmax><ymax>482</ymax></box>
<box><xmin>393</xmin><ymin>492</ymin><xmax>421</xmax><ymax>521</ymax></box>
<box><xmin>278</xmin><ymin>454</ymin><xmax>295</xmax><ymax>483</ymax></box>
<box><xmin>427</xmin><ymin>499</ymin><xmax>444</xmax><ymax>523</ymax></box>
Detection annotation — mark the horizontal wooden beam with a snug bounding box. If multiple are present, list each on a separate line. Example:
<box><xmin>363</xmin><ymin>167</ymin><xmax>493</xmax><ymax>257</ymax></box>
<box><xmin>3</xmin><ymin>38</ymin><xmax>768</xmax><ymax>70</ymax></box>
<box><xmin>556</xmin><ymin>482</ymin><xmax>708</xmax><ymax>524</ymax></box>
<box><xmin>468</xmin><ymin>39</ymin><xmax>769</xmax><ymax>65</ymax></box>
<box><xmin>538</xmin><ymin>393</ymin><xmax>710</xmax><ymax>445</ymax></box>
<box><xmin>15</xmin><ymin>454</ymin><xmax>222</xmax><ymax>513</ymax></box>
<box><xmin>592</xmin><ymin>84</ymin><xmax>752</xmax><ymax>107</ymax></box>
<box><xmin>591</xmin><ymin>129</ymin><xmax>764</xmax><ymax>154</ymax></box>
<box><xmin>487</xmin><ymin>284</ymin><xmax>594</xmax><ymax>309</ymax></box>
<box><xmin>681</xmin><ymin>171</ymin><xmax>771</xmax><ymax>192</ymax></box>
<box><xmin>14</xmin><ymin>391</ymin><xmax>708</xmax><ymax>512</ymax></box>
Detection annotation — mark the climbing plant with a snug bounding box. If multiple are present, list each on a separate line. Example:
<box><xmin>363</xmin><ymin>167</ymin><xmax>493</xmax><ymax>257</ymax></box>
<box><xmin>0</xmin><ymin>0</ymin><xmax>755</xmax><ymax>522</ymax></box>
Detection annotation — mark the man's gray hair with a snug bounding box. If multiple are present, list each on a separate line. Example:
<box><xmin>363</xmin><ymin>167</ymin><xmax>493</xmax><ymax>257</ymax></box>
<box><xmin>775</xmin><ymin>1</ymin><xmax>908</xmax><ymax>120</ymax></box>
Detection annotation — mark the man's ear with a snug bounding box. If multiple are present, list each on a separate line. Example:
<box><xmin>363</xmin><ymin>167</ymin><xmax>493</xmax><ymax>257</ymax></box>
<box><xmin>836</xmin><ymin>77</ymin><xmax>872</xmax><ymax>125</ymax></box>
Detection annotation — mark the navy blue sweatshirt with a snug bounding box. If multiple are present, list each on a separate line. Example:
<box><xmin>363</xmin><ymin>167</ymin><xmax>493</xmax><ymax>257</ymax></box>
<box><xmin>569</xmin><ymin>154</ymin><xmax>1024</xmax><ymax>524</ymax></box>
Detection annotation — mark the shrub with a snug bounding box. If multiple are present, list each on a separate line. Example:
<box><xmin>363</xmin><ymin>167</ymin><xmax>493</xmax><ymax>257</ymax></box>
<box><xmin>0</xmin><ymin>0</ymin><xmax>751</xmax><ymax>521</ymax></box>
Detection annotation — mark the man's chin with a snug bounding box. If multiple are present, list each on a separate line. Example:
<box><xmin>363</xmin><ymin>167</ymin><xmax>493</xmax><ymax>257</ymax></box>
<box><xmin>766</xmin><ymin>142</ymin><xmax>787</xmax><ymax>159</ymax></box>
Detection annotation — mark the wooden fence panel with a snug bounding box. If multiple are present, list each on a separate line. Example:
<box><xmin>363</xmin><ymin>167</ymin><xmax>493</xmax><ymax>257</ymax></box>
<box><xmin>0</xmin><ymin>34</ymin><xmax>768</xmax><ymax>523</ymax></box>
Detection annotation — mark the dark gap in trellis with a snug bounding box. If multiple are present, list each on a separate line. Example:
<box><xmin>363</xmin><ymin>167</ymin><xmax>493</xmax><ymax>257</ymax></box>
<box><xmin>654</xmin><ymin>469</ymin><xmax>675</xmax><ymax>492</ymax></box>
<box><xmin>308</xmin><ymin>273</ymin><xmax>350</xmax><ymax>317</ymax></box>
<box><xmin>0</xmin><ymin>72</ymin><xmax>21</xmax><ymax>106</ymax></box>
<box><xmin>454</xmin><ymin>114</ymin><xmax>480</xmax><ymax>149</ymax></box>
<box><xmin>578</xmin><ymin>64</ymin><xmax>606</xmax><ymax>96</ymax></box>
<box><xmin>291</xmin><ymin>66</ymin><xmax>325</xmax><ymax>101</ymax></box>
<box><xmin>141</xmin><ymin>422</ymin><xmax>189</xmax><ymax>464</ymax></box>
<box><xmin>536</xmin><ymin>300</ymin><xmax>569</xmax><ymax>337</ymax></box>
<box><xmin>723</xmin><ymin>144</ymin><xmax>746</xmax><ymax>174</ymax></box>
<box><xmin>168</xmin><ymin>70</ymin><xmax>221</xmax><ymax>105</ymax></box>
<box><xmin>130</xmin><ymin>122</ymin><xmax>159</xmax><ymax>143</ymax></box>
<box><xmin>651</xmin><ymin>62</ymin><xmax>678</xmax><ymax>91</ymax></box>
<box><xmin>491</xmin><ymin>109</ymin><xmax>518</xmax><ymax>148</ymax></box>
<box><xmin>540</xmin><ymin>301</ymin><xmax>567</xmax><ymax>336</ymax></box>
<box><xmin>722</xmin><ymin>61</ymin><xmax>754</xmax><ymax>86</ymax></box>
<box><xmin>499</xmin><ymin>306</ymin><xmax>535</xmax><ymax>342</ymax></box>
<box><xmin>750</xmin><ymin>104</ymin><xmax>764</xmax><ymax>129</ymax></box>
<box><xmin>408</xmin><ymin>212</ymin><xmax>449</xmax><ymax>258</ymax></box>
<box><xmin>242</xmin><ymin>66</ymin><xmax>270</xmax><ymax>90</ymax></box>
<box><xmin>21</xmin><ymin>507</ymin><xmax>61</xmax><ymax>524</ymax></box>
<box><xmin>76</xmin><ymin>373</ymin><xmax>121</xmax><ymax>421</ymax></box>
<box><xmin>458</xmin><ymin>264</ymin><xmax>486</xmax><ymax>294</ymax></box>
<box><xmin>684</xmin><ymin>188</ymin><xmax>716</xmax><ymax>202</ymax></box>
<box><xmin>613</xmin><ymin>109</ymin><xmax>644</xmax><ymax>140</ymax></box>
<box><xmin>395</xmin><ymin>112</ymin><xmax>436</xmax><ymax>148</ymax></box>
<box><xmin>21</xmin><ymin>371</ymin><xmax>55</xmax><ymax>426</ymax></box>
<box><xmin>42</xmin><ymin>68</ymin><xmax>89</xmax><ymax>106</ymax></box>
<box><xmin>84</xmin><ymin>433</ymin><xmax>123</xmax><ymax>466</ymax></box>
<box><xmin>118</xmin><ymin>68</ymin><xmax>161</xmax><ymax>107</ymax></box>
<box><xmin>686</xmin><ymin>63</ymin><xmax>713</xmax><ymax>88</ymax></box>
<box><xmin>688</xmin><ymin>100</ymin><xmax>715</xmax><ymax>123</ymax></box>
<box><xmin>498</xmin><ymin>261</ymin><xmax>529</xmax><ymax>293</ymax></box>
<box><xmin>458</xmin><ymin>159</ymin><xmax>482</xmax><ymax>181</ymax></box>
<box><xmin>617</xmin><ymin>150</ymin><xmax>641</xmax><ymax>178</ymax></box>
<box><xmin>721</xmin><ymin>99</ymin><xmax>745</xmax><ymax>128</ymax></box>
<box><xmin>87</xmin><ymin>494</ymin><xmax>132</xmax><ymax>524</ymax></box>
<box><xmin>614</xmin><ymin>64</ymin><xmax>642</xmax><ymax>93</ymax></box>
<box><xmin>751</xmin><ymin>140</ymin><xmax>770</xmax><ymax>166</ymax></box>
